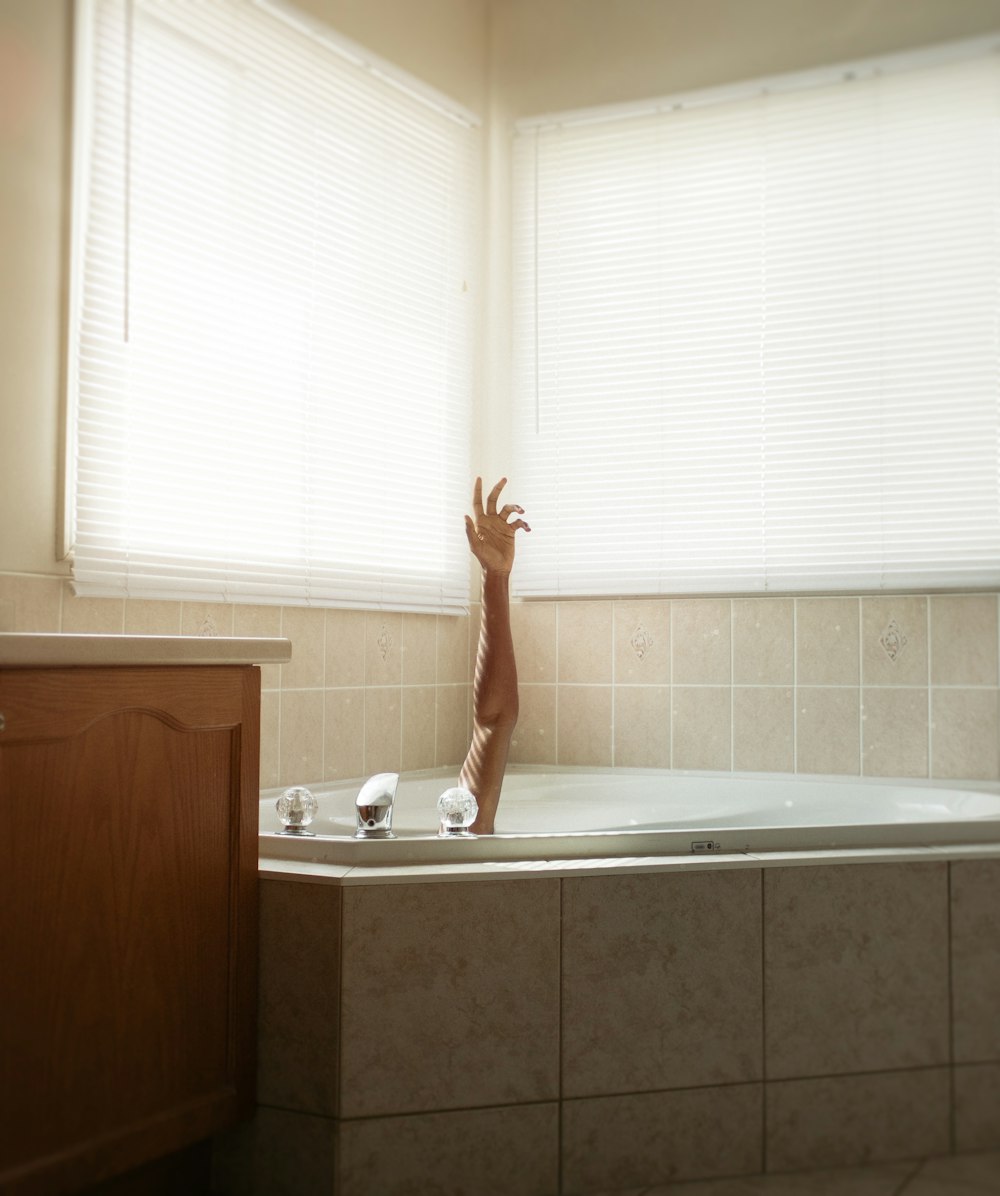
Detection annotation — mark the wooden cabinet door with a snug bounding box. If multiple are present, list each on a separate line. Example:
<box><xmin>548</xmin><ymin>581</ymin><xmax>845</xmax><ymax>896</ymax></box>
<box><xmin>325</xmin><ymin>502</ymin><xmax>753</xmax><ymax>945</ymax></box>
<box><xmin>0</xmin><ymin>666</ymin><xmax>259</xmax><ymax>1196</ymax></box>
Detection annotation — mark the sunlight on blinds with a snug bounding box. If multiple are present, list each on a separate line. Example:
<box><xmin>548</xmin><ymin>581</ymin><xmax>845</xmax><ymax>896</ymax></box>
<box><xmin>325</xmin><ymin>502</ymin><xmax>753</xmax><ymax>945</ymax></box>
<box><xmin>512</xmin><ymin>40</ymin><xmax>1000</xmax><ymax>596</ymax></box>
<box><xmin>69</xmin><ymin>0</ymin><xmax>478</xmax><ymax>612</ymax></box>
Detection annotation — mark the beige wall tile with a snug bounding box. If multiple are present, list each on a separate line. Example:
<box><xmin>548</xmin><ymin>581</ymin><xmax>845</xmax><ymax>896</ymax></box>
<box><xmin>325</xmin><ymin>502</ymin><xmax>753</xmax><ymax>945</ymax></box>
<box><xmin>733</xmin><ymin>686</ymin><xmax>793</xmax><ymax>773</ymax></box>
<box><xmin>764</xmin><ymin>863</ymin><xmax>949</xmax><ymax>1079</ymax></box>
<box><xmin>733</xmin><ymin>598</ymin><xmax>793</xmax><ymax>685</ymax></box>
<box><xmin>509</xmin><ymin>684</ymin><xmax>556</xmax><ymax>765</ymax></box>
<box><xmin>338</xmin><ymin>1103</ymin><xmax>558</xmax><ymax>1196</ymax></box>
<box><xmin>259</xmin><ymin>691</ymin><xmax>280</xmax><ymax>789</ymax></box>
<box><xmin>325</xmin><ymin>609</ymin><xmax>365</xmax><ymax>687</ymax></box>
<box><xmin>951</xmin><ymin>859</ymin><xmax>1000</xmax><ymax>1064</ymax></box>
<box><xmin>861</xmin><ymin>688</ymin><xmax>929</xmax><ymax>777</ymax></box>
<box><xmin>930</xmin><ymin>594</ymin><xmax>998</xmax><ymax>686</ymax></box>
<box><xmin>324</xmin><ymin>688</ymin><xmax>365</xmax><ymax>782</ymax></box>
<box><xmin>232</xmin><ymin>604</ymin><xmax>281</xmax><ymax>690</ymax></box>
<box><xmin>797</xmin><ymin>687</ymin><xmax>861</xmax><ymax>775</ymax></box>
<box><xmin>180</xmin><ymin>601</ymin><xmax>234</xmax><ymax>637</ymax></box>
<box><xmin>766</xmin><ymin>1069</ymin><xmax>950</xmax><ymax>1172</ymax></box>
<box><xmin>861</xmin><ymin>596</ymin><xmax>927</xmax><ymax>686</ymax></box>
<box><xmin>954</xmin><ymin>1063</ymin><xmax>1000</xmax><ymax>1152</ymax></box>
<box><xmin>62</xmin><ymin>589</ymin><xmax>123</xmax><ymax>633</ymax></box>
<box><xmin>0</xmin><ymin>596</ymin><xmax>12</xmax><ymax>631</ymax></box>
<box><xmin>672</xmin><ymin>686</ymin><xmax>731</xmax><ymax>771</ymax></box>
<box><xmin>510</xmin><ymin>599</ymin><xmax>557</xmax><ymax>683</ymax></box>
<box><xmin>401</xmin><ymin>613</ymin><xmax>437</xmax><ymax>685</ymax></box>
<box><xmin>364</xmin><ymin>686</ymin><xmax>401</xmax><ymax>775</ymax></box>
<box><xmin>211</xmin><ymin>1106</ymin><xmax>336</xmax><ymax>1196</ymax></box>
<box><xmin>558</xmin><ymin>600</ymin><xmax>613</xmax><ymax>683</ymax></box>
<box><xmin>614</xmin><ymin>685</ymin><xmax>670</xmax><ymax>767</ymax></box>
<box><xmin>437</xmin><ymin>611</ymin><xmax>471</xmax><ymax>684</ymax></box>
<box><xmin>435</xmin><ymin>683</ymin><xmax>470</xmax><ymax>767</ymax></box>
<box><xmin>280</xmin><ymin>606</ymin><xmax>325</xmax><ymax>690</ymax></box>
<box><xmin>614</xmin><ymin>599</ymin><xmax>670</xmax><ymax>685</ymax></box>
<box><xmin>123</xmin><ymin>598</ymin><xmax>182</xmax><ymax>636</ymax></box>
<box><xmin>402</xmin><ymin>685</ymin><xmax>436</xmax><ymax>772</ymax></box>
<box><xmin>672</xmin><ymin>598</ymin><xmax>731</xmax><ymax>685</ymax></box>
<box><xmin>0</xmin><ymin>575</ymin><xmax>62</xmax><ymax>631</ymax></box>
<box><xmin>931</xmin><ymin>688</ymin><xmax>999</xmax><ymax>780</ymax></box>
<box><xmin>563</xmin><ymin>870</ymin><xmax>761</xmax><ymax>1098</ymax></box>
<box><xmin>557</xmin><ymin>685</ymin><xmax>612</xmax><ymax>766</ymax></box>
<box><xmin>562</xmin><ymin>1084</ymin><xmax>762</xmax><ymax>1192</ymax></box>
<box><xmin>796</xmin><ymin>597</ymin><xmax>860</xmax><ymax>686</ymax></box>
<box><xmin>340</xmin><ymin>880</ymin><xmax>560</xmax><ymax>1117</ymax></box>
<box><xmin>279</xmin><ymin>689</ymin><xmax>324</xmax><ymax>786</ymax></box>
<box><xmin>257</xmin><ymin>879</ymin><xmax>341</xmax><ymax>1117</ymax></box>
<box><xmin>365</xmin><ymin>612</ymin><xmax>402</xmax><ymax>685</ymax></box>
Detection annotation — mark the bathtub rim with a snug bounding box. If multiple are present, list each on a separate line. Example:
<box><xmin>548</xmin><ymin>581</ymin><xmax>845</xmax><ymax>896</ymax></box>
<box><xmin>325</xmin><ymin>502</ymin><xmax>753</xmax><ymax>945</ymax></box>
<box><xmin>258</xmin><ymin>764</ymin><xmax>1000</xmax><ymax>871</ymax></box>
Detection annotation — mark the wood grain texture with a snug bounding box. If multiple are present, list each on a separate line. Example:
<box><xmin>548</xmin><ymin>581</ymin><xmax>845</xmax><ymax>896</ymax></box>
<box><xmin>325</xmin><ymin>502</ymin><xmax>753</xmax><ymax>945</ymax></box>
<box><xmin>0</xmin><ymin>666</ymin><xmax>259</xmax><ymax>1195</ymax></box>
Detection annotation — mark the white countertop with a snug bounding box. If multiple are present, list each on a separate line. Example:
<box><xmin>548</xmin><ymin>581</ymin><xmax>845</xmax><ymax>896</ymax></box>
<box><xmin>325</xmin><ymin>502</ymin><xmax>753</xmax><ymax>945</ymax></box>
<box><xmin>0</xmin><ymin>633</ymin><xmax>292</xmax><ymax>668</ymax></box>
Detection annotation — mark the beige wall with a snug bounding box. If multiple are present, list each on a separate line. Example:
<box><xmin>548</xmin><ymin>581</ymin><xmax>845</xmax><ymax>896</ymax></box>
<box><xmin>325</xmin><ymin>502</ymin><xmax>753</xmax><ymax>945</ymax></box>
<box><xmin>0</xmin><ymin>0</ymin><xmax>488</xmax><ymax>579</ymax></box>
<box><xmin>2</xmin><ymin>0</ymin><xmax>999</xmax><ymax>783</ymax></box>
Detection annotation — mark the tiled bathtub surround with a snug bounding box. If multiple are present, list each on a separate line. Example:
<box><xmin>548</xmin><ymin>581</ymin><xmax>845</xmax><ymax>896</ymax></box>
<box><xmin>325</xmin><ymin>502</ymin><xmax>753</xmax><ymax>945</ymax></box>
<box><xmin>0</xmin><ymin>574</ymin><xmax>474</xmax><ymax>788</ymax></box>
<box><xmin>214</xmin><ymin>855</ymin><xmax>1000</xmax><ymax>1195</ymax></box>
<box><xmin>510</xmin><ymin>592</ymin><xmax>1000</xmax><ymax>781</ymax></box>
<box><xmin>2</xmin><ymin>574</ymin><xmax>997</xmax><ymax>786</ymax></box>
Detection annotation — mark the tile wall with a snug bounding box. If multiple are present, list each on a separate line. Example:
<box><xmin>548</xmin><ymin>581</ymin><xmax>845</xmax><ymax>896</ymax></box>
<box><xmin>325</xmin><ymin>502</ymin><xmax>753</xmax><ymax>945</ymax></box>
<box><xmin>3</xmin><ymin>575</ymin><xmax>999</xmax><ymax>785</ymax></box>
<box><xmin>510</xmin><ymin>593</ymin><xmax>1000</xmax><ymax>781</ymax></box>
<box><xmin>0</xmin><ymin>574</ymin><xmax>475</xmax><ymax>789</ymax></box>
<box><xmin>213</xmin><ymin>855</ymin><xmax>1000</xmax><ymax>1195</ymax></box>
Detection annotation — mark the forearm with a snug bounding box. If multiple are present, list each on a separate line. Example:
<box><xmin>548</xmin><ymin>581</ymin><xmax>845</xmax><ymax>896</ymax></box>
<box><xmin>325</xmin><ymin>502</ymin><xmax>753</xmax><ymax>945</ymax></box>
<box><xmin>459</xmin><ymin>567</ymin><xmax>519</xmax><ymax>831</ymax></box>
<box><xmin>471</xmin><ymin>568</ymin><xmax>518</xmax><ymax>729</ymax></box>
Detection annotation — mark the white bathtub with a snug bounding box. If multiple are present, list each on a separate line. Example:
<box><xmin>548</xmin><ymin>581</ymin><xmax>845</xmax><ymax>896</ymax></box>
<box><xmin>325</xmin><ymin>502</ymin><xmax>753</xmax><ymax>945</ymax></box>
<box><xmin>259</xmin><ymin>765</ymin><xmax>1000</xmax><ymax>866</ymax></box>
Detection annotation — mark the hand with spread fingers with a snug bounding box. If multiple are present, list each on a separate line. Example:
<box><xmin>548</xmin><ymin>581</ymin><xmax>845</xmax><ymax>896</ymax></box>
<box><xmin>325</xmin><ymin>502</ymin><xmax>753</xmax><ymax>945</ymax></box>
<box><xmin>464</xmin><ymin>476</ymin><xmax>530</xmax><ymax>575</ymax></box>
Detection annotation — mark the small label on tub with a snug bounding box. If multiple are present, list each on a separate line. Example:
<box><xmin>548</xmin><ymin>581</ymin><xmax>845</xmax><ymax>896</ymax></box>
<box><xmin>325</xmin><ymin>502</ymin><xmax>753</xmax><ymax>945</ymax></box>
<box><xmin>691</xmin><ymin>840</ymin><xmax>722</xmax><ymax>854</ymax></box>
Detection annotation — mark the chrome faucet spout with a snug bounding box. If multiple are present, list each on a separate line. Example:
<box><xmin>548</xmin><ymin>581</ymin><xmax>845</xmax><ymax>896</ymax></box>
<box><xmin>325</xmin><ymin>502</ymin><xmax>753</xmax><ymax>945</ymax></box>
<box><xmin>354</xmin><ymin>772</ymin><xmax>399</xmax><ymax>839</ymax></box>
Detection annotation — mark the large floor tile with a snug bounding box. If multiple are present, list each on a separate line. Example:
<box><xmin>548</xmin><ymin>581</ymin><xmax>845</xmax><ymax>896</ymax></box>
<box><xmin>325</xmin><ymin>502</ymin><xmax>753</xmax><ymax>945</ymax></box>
<box><xmin>766</xmin><ymin>1068</ymin><xmax>950</xmax><ymax>1172</ymax></box>
<box><xmin>955</xmin><ymin>1064</ymin><xmax>1000</xmax><ymax>1153</ymax></box>
<box><xmin>337</xmin><ymin>1102</ymin><xmax>558</xmax><ymax>1196</ymax></box>
<box><xmin>339</xmin><ymin>878</ymin><xmax>560</xmax><ymax>1117</ymax></box>
<box><xmin>951</xmin><ymin>860</ymin><xmax>1000</xmax><ymax>1063</ymax></box>
<box><xmin>257</xmin><ymin>879</ymin><xmax>341</xmax><ymax>1117</ymax></box>
<box><xmin>562</xmin><ymin>869</ymin><xmax>762</xmax><ymax>1097</ymax></box>
<box><xmin>561</xmin><ymin>1083</ymin><xmax>762</xmax><ymax>1193</ymax></box>
<box><xmin>765</xmin><ymin>862</ymin><xmax>949</xmax><ymax>1078</ymax></box>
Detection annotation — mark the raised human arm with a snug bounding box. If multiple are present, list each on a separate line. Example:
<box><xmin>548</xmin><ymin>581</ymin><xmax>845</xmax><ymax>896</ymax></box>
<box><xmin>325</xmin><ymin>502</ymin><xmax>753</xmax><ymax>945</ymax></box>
<box><xmin>459</xmin><ymin>477</ymin><xmax>530</xmax><ymax>833</ymax></box>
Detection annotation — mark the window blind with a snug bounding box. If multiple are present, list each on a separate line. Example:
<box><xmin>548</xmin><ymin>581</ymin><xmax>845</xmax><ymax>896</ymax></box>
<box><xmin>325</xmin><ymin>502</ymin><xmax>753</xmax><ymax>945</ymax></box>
<box><xmin>68</xmin><ymin>0</ymin><xmax>478</xmax><ymax>612</ymax></box>
<box><xmin>511</xmin><ymin>40</ymin><xmax>1000</xmax><ymax>596</ymax></box>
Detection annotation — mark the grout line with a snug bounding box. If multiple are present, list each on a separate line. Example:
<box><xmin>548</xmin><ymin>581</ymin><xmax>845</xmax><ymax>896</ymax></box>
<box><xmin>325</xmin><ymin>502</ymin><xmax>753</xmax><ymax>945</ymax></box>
<box><xmin>947</xmin><ymin>860</ymin><xmax>956</xmax><ymax>1155</ymax></box>
<box><xmin>760</xmin><ymin>867</ymin><xmax>768</xmax><ymax>1173</ymax></box>
<box><xmin>557</xmin><ymin>877</ymin><xmax>564</xmax><ymax>1196</ymax></box>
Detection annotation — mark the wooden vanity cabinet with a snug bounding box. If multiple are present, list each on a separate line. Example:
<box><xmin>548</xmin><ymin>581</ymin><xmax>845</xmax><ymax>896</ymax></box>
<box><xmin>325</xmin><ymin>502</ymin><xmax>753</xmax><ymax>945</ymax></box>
<box><xmin>0</xmin><ymin>665</ymin><xmax>260</xmax><ymax>1196</ymax></box>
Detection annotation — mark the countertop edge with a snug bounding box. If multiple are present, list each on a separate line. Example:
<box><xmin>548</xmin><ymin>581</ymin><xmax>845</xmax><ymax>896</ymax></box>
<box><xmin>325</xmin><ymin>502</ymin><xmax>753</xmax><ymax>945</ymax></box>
<box><xmin>0</xmin><ymin>633</ymin><xmax>292</xmax><ymax>667</ymax></box>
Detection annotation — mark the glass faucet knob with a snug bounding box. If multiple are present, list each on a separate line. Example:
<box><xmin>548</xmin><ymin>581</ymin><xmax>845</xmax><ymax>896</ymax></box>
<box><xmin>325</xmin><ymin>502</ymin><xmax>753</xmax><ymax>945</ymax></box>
<box><xmin>276</xmin><ymin>785</ymin><xmax>318</xmax><ymax>833</ymax></box>
<box><xmin>437</xmin><ymin>787</ymin><xmax>478</xmax><ymax>836</ymax></box>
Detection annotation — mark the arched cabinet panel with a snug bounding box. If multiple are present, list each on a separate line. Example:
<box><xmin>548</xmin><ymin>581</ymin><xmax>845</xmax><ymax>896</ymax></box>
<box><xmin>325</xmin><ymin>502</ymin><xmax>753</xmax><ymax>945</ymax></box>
<box><xmin>0</xmin><ymin>665</ymin><xmax>260</xmax><ymax>1196</ymax></box>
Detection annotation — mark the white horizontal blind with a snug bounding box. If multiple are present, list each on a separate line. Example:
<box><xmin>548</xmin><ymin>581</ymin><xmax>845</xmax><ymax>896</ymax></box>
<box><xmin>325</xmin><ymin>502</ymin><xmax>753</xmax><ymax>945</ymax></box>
<box><xmin>69</xmin><ymin>0</ymin><xmax>478</xmax><ymax>612</ymax></box>
<box><xmin>511</xmin><ymin>42</ymin><xmax>1000</xmax><ymax>596</ymax></box>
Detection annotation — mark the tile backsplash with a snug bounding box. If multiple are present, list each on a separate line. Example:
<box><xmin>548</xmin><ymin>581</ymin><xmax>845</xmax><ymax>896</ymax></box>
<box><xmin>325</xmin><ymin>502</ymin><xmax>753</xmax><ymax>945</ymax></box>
<box><xmin>508</xmin><ymin>592</ymin><xmax>1000</xmax><ymax>781</ymax></box>
<box><xmin>2</xmin><ymin>573</ymin><xmax>998</xmax><ymax>784</ymax></box>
